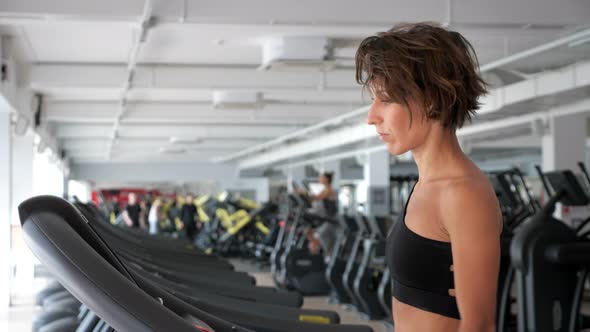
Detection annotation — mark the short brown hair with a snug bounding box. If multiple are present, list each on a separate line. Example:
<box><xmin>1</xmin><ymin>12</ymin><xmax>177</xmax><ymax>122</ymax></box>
<box><xmin>322</xmin><ymin>171</ymin><xmax>334</xmax><ymax>184</ymax></box>
<box><xmin>355</xmin><ymin>22</ymin><xmax>487</xmax><ymax>129</ymax></box>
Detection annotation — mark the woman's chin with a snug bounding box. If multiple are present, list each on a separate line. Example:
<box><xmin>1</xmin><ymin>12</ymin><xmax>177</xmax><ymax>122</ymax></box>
<box><xmin>386</xmin><ymin>143</ymin><xmax>407</xmax><ymax>156</ymax></box>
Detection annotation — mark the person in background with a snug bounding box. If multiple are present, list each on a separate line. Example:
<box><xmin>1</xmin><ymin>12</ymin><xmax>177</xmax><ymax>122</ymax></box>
<box><xmin>123</xmin><ymin>192</ymin><xmax>146</xmax><ymax>229</ymax></box>
<box><xmin>167</xmin><ymin>197</ymin><xmax>178</xmax><ymax>225</ymax></box>
<box><xmin>296</xmin><ymin>172</ymin><xmax>338</xmax><ymax>258</ymax></box>
<box><xmin>108</xmin><ymin>196</ymin><xmax>121</xmax><ymax>224</ymax></box>
<box><xmin>144</xmin><ymin>193</ymin><xmax>153</xmax><ymax>218</ymax></box>
<box><xmin>111</xmin><ymin>197</ymin><xmax>120</xmax><ymax>217</ymax></box>
<box><xmin>139</xmin><ymin>199</ymin><xmax>148</xmax><ymax>231</ymax></box>
<box><xmin>180</xmin><ymin>193</ymin><xmax>198</xmax><ymax>242</ymax></box>
<box><xmin>159</xmin><ymin>197</ymin><xmax>176</xmax><ymax>232</ymax></box>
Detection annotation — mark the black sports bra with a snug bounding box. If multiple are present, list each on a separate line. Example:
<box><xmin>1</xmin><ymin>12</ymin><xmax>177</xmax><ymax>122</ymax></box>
<box><xmin>385</xmin><ymin>184</ymin><xmax>460</xmax><ymax>319</ymax></box>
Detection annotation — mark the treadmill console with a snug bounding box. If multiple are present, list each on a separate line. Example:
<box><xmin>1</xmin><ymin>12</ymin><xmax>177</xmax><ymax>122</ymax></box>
<box><xmin>545</xmin><ymin>170</ymin><xmax>590</xmax><ymax>206</ymax></box>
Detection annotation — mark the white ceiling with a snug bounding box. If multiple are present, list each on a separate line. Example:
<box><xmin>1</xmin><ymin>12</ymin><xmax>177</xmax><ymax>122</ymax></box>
<box><xmin>1</xmin><ymin>0</ymin><xmax>589</xmax><ymax>165</ymax></box>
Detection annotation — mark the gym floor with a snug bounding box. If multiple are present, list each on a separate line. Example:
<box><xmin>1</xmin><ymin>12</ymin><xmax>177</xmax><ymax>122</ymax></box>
<box><xmin>231</xmin><ymin>259</ymin><xmax>392</xmax><ymax>332</ymax></box>
<box><xmin>0</xmin><ymin>306</ymin><xmax>39</xmax><ymax>332</ymax></box>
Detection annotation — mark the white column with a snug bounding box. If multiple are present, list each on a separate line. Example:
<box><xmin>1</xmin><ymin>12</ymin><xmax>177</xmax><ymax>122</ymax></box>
<box><xmin>0</xmin><ymin>112</ymin><xmax>11</xmax><ymax>308</ymax></box>
<box><xmin>542</xmin><ymin>114</ymin><xmax>587</xmax><ymax>172</ymax></box>
<box><xmin>541</xmin><ymin>114</ymin><xmax>588</xmax><ymax>222</ymax></box>
<box><xmin>11</xmin><ymin>135</ymin><xmax>34</xmax><ymax>224</ymax></box>
<box><xmin>62</xmin><ymin>172</ymin><xmax>69</xmax><ymax>199</ymax></box>
<box><xmin>9</xmin><ymin>134</ymin><xmax>34</xmax><ymax>304</ymax></box>
<box><xmin>363</xmin><ymin>150</ymin><xmax>391</xmax><ymax>216</ymax></box>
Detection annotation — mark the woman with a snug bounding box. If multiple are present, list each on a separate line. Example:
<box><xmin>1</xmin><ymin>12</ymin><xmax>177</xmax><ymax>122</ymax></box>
<box><xmin>356</xmin><ymin>23</ymin><xmax>502</xmax><ymax>331</ymax></box>
<box><xmin>297</xmin><ymin>172</ymin><xmax>338</xmax><ymax>257</ymax></box>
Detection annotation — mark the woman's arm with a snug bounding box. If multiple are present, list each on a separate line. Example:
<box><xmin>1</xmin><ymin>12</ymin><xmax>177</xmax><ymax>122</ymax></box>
<box><xmin>441</xmin><ymin>180</ymin><xmax>502</xmax><ymax>332</ymax></box>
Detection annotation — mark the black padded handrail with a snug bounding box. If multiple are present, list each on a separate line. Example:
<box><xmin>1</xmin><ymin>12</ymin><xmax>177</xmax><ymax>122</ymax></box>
<box><xmin>545</xmin><ymin>242</ymin><xmax>590</xmax><ymax>265</ymax></box>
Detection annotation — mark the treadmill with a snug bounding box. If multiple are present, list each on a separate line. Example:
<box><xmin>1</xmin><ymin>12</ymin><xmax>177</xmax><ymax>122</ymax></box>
<box><xmin>20</xmin><ymin>195</ymin><xmax>376</xmax><ymax>332</ymax></box>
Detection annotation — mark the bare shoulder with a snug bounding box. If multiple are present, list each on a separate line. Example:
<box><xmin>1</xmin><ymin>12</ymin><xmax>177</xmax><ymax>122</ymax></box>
<box><xmin>442</xmin><ymin>174</ymin><xmax>497</xmax><ymax>206</ymax></box>
<box><xmin>439</xmin><ymin>174</ymin><xmax>502</xmax><ymax>234</ymax></box>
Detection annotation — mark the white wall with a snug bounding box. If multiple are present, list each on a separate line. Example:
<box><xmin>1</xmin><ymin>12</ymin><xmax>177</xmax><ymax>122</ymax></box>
<box><xmin>32</xmin><ymin>150</ymin><xmax>64</xmax><ymax>197</ymax></box>
<box><xmin>0</xmin><ymin>112</ymin><xmax>11</xmax><ymax>308</ymax></box>
<box><xmin>72</xmin><ymin>162</ymin><xmax>238</xmax><ymax>184</ymax></box>
<box><xmin>11</xmin><ymin>135</ymin><xmax>33</xmax><ymax>225</ymax></box>
<box><xmin>67</xmin><ymin>179</ymin><xmax>91</xmax><ymax>202</ymax></box>
<box><xmin>227</xmin><ymin>178</ymin><xmax>270</xmax><ymax>202</ymax></box>
<box><xmin>72</xmin><ymin>162</ymin><xmax>271</xmax><ymax>203</ymax></box>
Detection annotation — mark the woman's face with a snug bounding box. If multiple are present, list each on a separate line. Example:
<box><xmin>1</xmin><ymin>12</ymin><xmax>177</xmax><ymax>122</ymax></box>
<box><xmin>319</xmin><ymin>175</ymin><xmax>328</xmax><ymax>186</ymax></box>
<box><xmin>367</xmin><ymin>95</ymin><xmax>432</xmax><ymax>155</ymax></box>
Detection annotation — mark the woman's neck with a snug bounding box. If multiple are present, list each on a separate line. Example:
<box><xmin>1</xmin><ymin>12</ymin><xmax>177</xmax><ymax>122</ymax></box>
<box><xmin>411</xmin><ymin>125</ymin><xmax>468</xmax><ymax>183</ymax></box>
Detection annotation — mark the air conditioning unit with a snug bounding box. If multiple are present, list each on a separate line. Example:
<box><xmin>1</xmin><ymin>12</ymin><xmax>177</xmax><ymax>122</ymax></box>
<box><xmin>259</xmin><ymin>37</ymin><xmax>335</xmax><ymax>71</ymax></box>
<box><xmin>0</xmin><ymin>36</ymin><xmax>17</xmax><ymax>106</ymax></box>
<box><xmin>212</xmin><ymin>91</ymin><xmax>264</xmax><ymax>110</ymax></box>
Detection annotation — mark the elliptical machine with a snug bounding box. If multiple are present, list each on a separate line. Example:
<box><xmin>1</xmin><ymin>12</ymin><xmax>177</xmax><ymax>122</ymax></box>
<box><xmin>511</xmin><ymin>168</ymin><xmax>590</xmax><ymax>332</ymax></box>
<box><xmin>271</xmin><ymin>193</ymin><xmax>304</xmax><ymax>288</ymax></box>
<box><xmin>325</xmin><ymin>214</ymin><xmax>359</xmax><ymax>304</ymax></box>
<box><xmin>342</xmin><ymin>214</ymin><xmax>372</xmax><ymax>311</ymax></box>
<box><xmin>275</xmin><ymin>183</ymin><xmax>334</xmax><ymax>295</ymax></box>
<box><xmin>489</xmin><ymin>168</ymin><xmax>544</xmax><ymax>332</ymax></box>
<box><xmin>352</xmin><ymin>215</ymin><xmax>391</xmax><ymax>320</ymax></box>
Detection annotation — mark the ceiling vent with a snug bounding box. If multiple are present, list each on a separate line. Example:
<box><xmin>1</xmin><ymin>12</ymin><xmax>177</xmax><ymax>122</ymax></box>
<box><xmin>159</xmin><ymin>146</ymin><xmax>187</xmax><ymax>154</ymax></box>
<box><xmin>212</xmin><ymin>91</ymin><xmax>264</xmax><ymax>110</ymax></box>
<box><xmin>259</xmin><ymin>37</ymin><xmax>335</xmax><ymax>71</ymax></box>
<box><xmin>169</xmin><ymin>136</ymin><xmax>203</xmax><ymax>145</ymax></box>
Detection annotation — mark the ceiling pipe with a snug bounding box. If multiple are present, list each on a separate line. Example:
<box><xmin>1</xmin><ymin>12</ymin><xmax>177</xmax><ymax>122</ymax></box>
<box><xmin>107</xmin><ymin>0</ymin><xmax>153</xmax><ymax>160</ymax></box>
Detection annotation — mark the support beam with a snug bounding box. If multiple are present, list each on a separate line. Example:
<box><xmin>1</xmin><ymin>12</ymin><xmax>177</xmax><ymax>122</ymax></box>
<box><xmin>30</xmin><ymin>64</ymin><xmax>359</xmax><ymax>92</ymax></box>
<box><xmin>2</xmin><ymin>0</ymin><xmax>589</xmax><ymax>26</ymax></box>
<box><xmin>239</xmin><ymin>98</ymin><xmax>590</xmax><ymax>169</ymax></box>
<box><xmin>71</xmin><ymin>162</ymin><xmax>237</xmax><ymax>185</ymax></box>
<box><xmin>44</xmin><ymin>102</ymin><xmax>348</xmax><ymax>125</ymax></box>
<box><xmin>61</xmin><ymin>137</ymin><xmax>263</xmax><ymax>151</ymax></box>
<box><xmin>54</xmin><ymin>123</ymin><xmax>304</xmax><ymax>139</ymax></box>
<box><xmin>239</xmin><ymin>124</ymin><xmax>374</xmax><ymax>169</ymax></box>
<box><xmin>72</xmin><ymin>150</ymin><xmax>241</xmax><ymax>163</ymax></box>
<box><xmin>279</xmin><ymin>145</ymin><xmax>386</xmax><ymax>172</ymax></box>
<box><xmin>480</xmin><ymin>27</ymin><xmax>590</xmax><ymax>72</ymax></box>
<box><xmin>236</xmin><ymin>59</ymin><xmax>590</xmax><ymax>169</ymax></box>
<box><xmin>66</xmin><ymin>147</ymin><xmax>240</xmax><ymax>158</ymax></box>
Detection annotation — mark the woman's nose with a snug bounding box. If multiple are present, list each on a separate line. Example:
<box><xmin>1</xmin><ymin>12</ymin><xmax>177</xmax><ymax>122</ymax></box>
<box><xmin>367</xmin><ymin>102</ymin><xmax>381</xmax><ymax>125</ymax></box>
